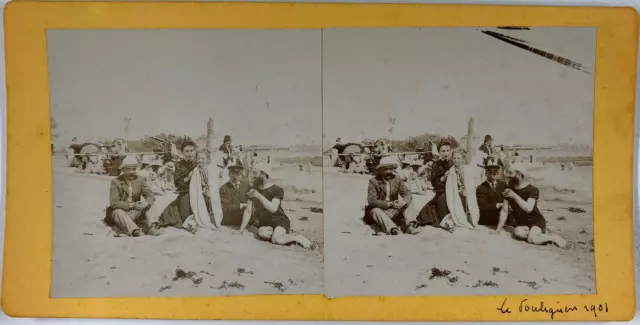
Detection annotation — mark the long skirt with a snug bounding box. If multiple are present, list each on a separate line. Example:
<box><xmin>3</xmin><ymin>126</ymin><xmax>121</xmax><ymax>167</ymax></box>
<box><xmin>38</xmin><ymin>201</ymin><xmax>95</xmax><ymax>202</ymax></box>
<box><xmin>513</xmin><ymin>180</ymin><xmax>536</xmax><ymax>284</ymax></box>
<box><xmin>417</xmin><ymin>192</ymin><xmax>448</xmax><ymax>226</ymax></box>
<box><xmin>159</xmin><ymin>192</ymin><xmax>191</xmax><ymax>227</ymax></box>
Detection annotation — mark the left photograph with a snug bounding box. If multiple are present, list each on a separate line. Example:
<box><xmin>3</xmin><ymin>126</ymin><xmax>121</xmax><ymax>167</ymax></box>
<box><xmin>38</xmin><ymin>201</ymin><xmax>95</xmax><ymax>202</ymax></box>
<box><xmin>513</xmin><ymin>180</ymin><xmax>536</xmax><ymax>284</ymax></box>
<box><xmin>48</xmin><ymin>29</ymin><xmax>324</xmax><ymax>297</ymax></box>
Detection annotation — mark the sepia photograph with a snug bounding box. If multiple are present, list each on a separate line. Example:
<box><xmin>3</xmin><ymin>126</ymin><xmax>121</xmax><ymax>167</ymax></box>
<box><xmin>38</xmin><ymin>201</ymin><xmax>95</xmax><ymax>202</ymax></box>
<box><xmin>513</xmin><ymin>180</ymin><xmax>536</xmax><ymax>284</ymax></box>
<box><xmin>48</xmin><ymin>29</ymin><xmax>324</xmax><ymax>297</ymax></box>
<box><xmin>322</xmin><ymin>27</ymin><xmax>596</xmax><ymax>297</ymax></box>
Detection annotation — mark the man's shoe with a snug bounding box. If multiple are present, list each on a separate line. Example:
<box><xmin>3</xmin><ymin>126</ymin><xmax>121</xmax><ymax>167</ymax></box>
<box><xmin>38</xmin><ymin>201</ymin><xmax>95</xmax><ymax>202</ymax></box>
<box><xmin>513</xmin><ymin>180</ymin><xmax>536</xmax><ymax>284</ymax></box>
<box><xmin>390</xmin><ymin>228</ymin><xmax>401</xmax><ymax>236</ymax></box>
<box><xmin>131</xmin><ymin>229</ymin><xmax>142</xmax><ymax>237</ymax></box>
<box><xmin>406</xmin><ymin>222</ymin><xmax>421</xmax><ymax>235</ymax></box>
<box><xmin>148</xmin><ymin>223</ymin><xmax>161</xmax><ymax>236</ymax></box>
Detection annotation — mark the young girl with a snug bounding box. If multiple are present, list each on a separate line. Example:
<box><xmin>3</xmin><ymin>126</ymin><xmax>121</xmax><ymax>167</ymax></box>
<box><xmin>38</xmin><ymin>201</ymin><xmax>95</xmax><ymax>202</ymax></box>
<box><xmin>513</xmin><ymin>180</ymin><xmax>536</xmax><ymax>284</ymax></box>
<box><xmin>182</xmin><ymin>149</ymin><xmax>223</xmax><ymax>232</ymax></box>
<box><xmin>440</xmin><ymin>148</ymin><xmax>480</xmax><ymax>231</ymax></box>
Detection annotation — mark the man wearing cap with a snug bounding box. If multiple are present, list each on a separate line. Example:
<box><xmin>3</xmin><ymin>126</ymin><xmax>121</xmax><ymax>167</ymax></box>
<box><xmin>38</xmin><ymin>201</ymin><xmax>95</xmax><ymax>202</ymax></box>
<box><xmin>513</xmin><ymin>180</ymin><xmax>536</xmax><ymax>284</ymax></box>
<box><xmin>245</xmin><ymin>163</ymin><xmax>312</xmax><ymax>248</ymax></box>
<box><xmin>503</xmin><ymin>164</ymin><xmax>567</xmax><ymax>248</ymax></box>
<box><xmin>365</xmin><ymin>156</ymin><xmax>419</xmax><ymax>235</ymax></box>
<box><xmin>219</xmin><ymin>159</ymin><xmax>251</xmax><ymax>228</ymax></box>
<box><xmin>476</xmin><ymin>157</ymin><xmax>511</xmax><ymax>232</ymax></box>
<box><xmin>106</xmin><ymin>156</ymin><xmax>161</xmax><ymax>237</ymax></box>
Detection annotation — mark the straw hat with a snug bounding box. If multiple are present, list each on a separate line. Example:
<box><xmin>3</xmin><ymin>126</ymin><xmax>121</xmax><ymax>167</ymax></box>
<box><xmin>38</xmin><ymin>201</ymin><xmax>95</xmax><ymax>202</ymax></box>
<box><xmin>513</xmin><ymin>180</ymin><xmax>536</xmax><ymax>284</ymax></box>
<box><xmin>119</xmin><ymin>156</ymin><xmax>139</xmax><ymax>170</ymax></box>
<box><xmin>253</xmin><ymin>163</ymin><xmax>273</xmax><ymax>177</ymax></box>
<box><xmin>509</xmin><ymin>163</ymin><xmax>529</xmax><ymax>178</ymax></box>
<box><xmin>376</xmin><ymin>156</ymin><xmax>399</xmax><ymax>170</ymax></box>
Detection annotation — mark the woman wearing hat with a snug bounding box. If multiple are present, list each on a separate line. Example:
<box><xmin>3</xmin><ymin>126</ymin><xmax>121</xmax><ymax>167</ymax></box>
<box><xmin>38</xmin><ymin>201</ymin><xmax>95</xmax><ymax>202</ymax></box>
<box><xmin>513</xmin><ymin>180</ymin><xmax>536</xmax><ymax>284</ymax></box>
<box><xmin>502</xmin><ymin>164</ymin><xmax>567</xmax><ymax>248</ymax></box>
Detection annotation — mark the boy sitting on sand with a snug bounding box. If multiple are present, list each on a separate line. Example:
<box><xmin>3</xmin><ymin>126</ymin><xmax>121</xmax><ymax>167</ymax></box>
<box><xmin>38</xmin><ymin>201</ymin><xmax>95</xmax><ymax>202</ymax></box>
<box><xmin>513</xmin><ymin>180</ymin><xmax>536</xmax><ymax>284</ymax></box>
<box><xmin>244</xmin><ymin>163</ymin><xmax>313</xmax><ymax>249</ymax></box>
<box><xmin>503</xmin><ymin>163</ymin><xmax>567</xmax><ymax>248</ymax></box>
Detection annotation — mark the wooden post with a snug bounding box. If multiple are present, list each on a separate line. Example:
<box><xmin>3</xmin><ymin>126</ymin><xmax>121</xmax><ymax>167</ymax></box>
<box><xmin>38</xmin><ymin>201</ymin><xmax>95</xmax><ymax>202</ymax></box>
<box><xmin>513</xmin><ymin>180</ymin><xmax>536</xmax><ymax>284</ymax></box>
<box><xmin>206</xmin><ymin>118</ymin><xmax>214</xmax><ymax>153</ymax></box>
<box><xmin>466</xmin><ymin>117</ymin><xmax>475</xmax><ymax>163</ymax></box>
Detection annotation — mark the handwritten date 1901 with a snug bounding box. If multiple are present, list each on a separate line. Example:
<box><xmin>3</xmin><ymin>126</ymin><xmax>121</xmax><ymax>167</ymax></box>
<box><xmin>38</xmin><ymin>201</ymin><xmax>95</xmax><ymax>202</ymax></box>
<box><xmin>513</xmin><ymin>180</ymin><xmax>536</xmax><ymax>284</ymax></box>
<box><xmin>497</xmin><ymin>298</ymin><xmax>609</xmax><ymax>320</ymax></box>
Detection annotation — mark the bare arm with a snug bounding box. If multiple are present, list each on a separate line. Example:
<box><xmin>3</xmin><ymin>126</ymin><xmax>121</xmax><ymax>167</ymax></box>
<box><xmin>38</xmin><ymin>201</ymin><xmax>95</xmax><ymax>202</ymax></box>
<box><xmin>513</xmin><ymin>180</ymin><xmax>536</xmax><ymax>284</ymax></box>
<box><xmin>495</xmin><ymin>200</ymin><xmax>509</xmax><ymax>232</ymax></box>
<box><xmin>240</xmin><ymin>200</ymin><xmax>253</xmax><ymax>232</ymax></box>
<box><xmin>257</xmin><ymin>196</ymin><xmax>281</xmax><ymax>214</ymax></box>
<box><xmin>512</xmin><ymin>195</ymin><xmax>536</xmax><ymax>214</ymax></box>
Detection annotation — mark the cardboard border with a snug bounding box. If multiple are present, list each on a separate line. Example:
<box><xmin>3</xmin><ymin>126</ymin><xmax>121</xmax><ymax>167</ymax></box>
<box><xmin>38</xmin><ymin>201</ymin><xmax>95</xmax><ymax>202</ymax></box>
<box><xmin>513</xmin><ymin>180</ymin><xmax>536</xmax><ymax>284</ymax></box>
<box><xmin>3</xmin><ymin>2</ymin><xmax>638</xmax><ymax>320</ymax></box>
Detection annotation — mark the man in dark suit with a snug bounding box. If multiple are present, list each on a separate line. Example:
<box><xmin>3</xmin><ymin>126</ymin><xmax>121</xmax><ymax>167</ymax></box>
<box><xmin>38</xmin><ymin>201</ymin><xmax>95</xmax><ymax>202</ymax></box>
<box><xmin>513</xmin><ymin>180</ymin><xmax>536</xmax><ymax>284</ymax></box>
<box><xmin>365</xmin><ymin>156</ymin><xmax>418</xmax><ymax>235</ymax></box>
<box><xmin>220</xmin><ymin>159</ymin><xmax>251</xmax><ymax>228</ymax></box>
<box><xmin>476</xmin><ymin>157</ymin><xmax>511</xmax><ymax>233</ymax></box>
<box><xmin>106</xmin><ymin>156</ymin><xmax>161</xmax><ymax>237</ymax></box>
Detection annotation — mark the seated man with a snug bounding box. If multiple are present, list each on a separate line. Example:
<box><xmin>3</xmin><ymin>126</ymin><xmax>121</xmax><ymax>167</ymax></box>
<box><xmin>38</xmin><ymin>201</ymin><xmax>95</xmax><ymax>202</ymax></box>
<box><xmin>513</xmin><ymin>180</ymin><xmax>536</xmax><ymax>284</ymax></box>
<box><xmin>364</xmin><ymin>156</ymin><xmax>419</xmax><ymax>235</ymax></box>
<box><xmin>105</xmin><ymin>156</ymin><xmax>161</xmax><ymax>237</ymax></box>
<box><xmin>503</xmin><ymin>164</ymin><xmax>567</xmax><ymax>248</ymax></box>
<box><xmin>220</xmin><ymin>160</ymin><xmax>251</xmax><ymax>227</ymax></box>
<box><xmin>476</xmin><ymin>157</ymin><xmax>511</xmax><ymax>232</ymax></box>
<box><xmin>244</xmin><ymin>164</ymin><xmax>312</xmax><ymax>249</ymax></box>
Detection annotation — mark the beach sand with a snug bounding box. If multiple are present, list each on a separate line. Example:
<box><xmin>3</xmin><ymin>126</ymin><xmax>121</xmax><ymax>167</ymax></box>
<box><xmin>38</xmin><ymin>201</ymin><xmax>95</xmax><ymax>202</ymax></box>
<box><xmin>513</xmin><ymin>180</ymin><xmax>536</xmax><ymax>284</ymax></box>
<box><xmin>324</xmin><ymin>166</ymin><xmax>595</xmax><ymax>297</ymax></box>
<box><xmin>51</xmin><ymin>163</ymin><xmax>323</xmax><ymax>298</ymax></box>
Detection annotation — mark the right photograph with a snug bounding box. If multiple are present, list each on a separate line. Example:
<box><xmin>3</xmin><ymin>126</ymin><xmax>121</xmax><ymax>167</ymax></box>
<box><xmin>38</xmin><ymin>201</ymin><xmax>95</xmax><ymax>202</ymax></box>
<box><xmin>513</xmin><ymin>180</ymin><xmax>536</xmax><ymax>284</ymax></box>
<box><xmin>322</xmin><ymin>27</ymin><xmax>596</xmax><ymax>297</ymax></box>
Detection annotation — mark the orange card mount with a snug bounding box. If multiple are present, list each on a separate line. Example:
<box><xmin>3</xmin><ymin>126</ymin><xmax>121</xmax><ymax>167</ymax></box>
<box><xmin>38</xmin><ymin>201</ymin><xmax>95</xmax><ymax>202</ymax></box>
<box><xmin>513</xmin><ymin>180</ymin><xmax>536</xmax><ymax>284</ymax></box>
<box><xmin>3</xmin><ymin>1</ymin><xmax>638</xmax><ymax>320</ymax></box>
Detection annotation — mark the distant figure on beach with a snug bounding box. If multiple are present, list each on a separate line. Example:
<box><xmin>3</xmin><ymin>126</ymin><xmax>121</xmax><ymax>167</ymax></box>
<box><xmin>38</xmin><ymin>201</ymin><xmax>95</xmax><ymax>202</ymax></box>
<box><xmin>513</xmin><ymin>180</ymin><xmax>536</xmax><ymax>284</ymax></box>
<box><xmin>219</xmin><ymin>135</ymin><xmax>234</xmax><ymax>167</ymax></box>
<box><xmin>476</xmin><ymin>157</ymin><xmax>511</xmax><ymax>232</ymax></box>
<box><xmin>529</xmin><ymin>155</ymin><xmax>534</xmax><ymax>164</ymax></box>
<box><xmin>503</xmin><ymin>164</ymin><xmax>567</xmax><ymax>248</ymax></box>
<box><xmin>246</xmin><ymin>164</ymin><xmax>313</xmax><ymax>249</ymax></box>
<box><xmin>104</xmin><ymin>156</ymin><xmax>161</xmax><ymax>237</ymax></box>
<box><xmin>568</xmin><ymin>161</ymin><xmax>574</xmax><ymax>173</ymax></box>
<box><xmin>560</xmin><ymin>164</ymin><xmax>565</xmax><ymax>172</ymax></box>
<box><xmin>478</xmin><ymin>134</ymin><xmax>494</xmax><ymax>156</ymax></box>
<box><xmin>364</xmin><ymin>156</ymin><xmax>420</xmax><ymax>235</ymax></box>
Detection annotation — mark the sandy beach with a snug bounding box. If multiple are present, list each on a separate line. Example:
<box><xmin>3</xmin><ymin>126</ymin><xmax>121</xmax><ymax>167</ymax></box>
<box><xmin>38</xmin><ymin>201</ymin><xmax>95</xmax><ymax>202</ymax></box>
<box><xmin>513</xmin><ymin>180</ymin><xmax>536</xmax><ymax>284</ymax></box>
<box><xmin>324</xmin><ymin>162</ymin><xmax>595</xmax><ymax>297</ymax></box>
<box><xmin>51</xmin><ymin>159</ymin><xmax>324</xmax><ymax>298</ymax></box>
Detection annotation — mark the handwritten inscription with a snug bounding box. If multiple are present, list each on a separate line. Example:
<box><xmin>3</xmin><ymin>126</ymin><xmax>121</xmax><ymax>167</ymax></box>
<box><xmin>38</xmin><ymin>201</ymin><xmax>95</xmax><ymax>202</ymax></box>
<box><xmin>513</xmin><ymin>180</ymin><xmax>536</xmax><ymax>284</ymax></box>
<box><xmin>496</xmin><ymin>298</ymin><xmax>609</xmax><ymax>320</ymax></box>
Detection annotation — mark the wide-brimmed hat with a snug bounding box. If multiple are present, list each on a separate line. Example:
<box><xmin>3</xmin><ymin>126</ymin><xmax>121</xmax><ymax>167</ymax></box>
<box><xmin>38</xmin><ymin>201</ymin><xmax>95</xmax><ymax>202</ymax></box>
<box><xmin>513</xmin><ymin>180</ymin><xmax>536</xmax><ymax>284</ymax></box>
<box><xmin>483</xmin><ymin>156</ymin><xmax>501</xmax><ymax>170</ymax></box>
<box><xmin>253</xmin><ymin>163</ymin><xmax>273</xmax><ymax>177</ymax></box>
<box><xmin>376</xmin><ymin>156</ymin><xmax>399</xmax><ymax>170</ymax></box>
<box><xmin>509</xmin><ymin>163</ymin><xmax>529</xmax><ymax>178</ymax></box>
<box><xmin>228</xmin><ymin>159</ymin><xmax>244</xmax><ymax>170</ymax></box>
<box><xmin>119</xmin><ymin>156</ymin><xmax>139</xmax><ymax>170</ymax></box>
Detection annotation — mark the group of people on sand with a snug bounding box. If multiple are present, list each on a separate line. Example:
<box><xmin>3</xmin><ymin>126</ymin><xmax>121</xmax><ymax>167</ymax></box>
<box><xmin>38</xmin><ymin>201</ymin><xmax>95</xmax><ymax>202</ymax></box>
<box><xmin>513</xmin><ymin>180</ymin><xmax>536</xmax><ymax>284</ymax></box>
<box><xmin>103</xmin><ymin>135</ymin><xmax>313</xmax><ymax>249</ymax></box>
<box><xmin>363</xmin><ymin>134</ymin><xmax>568</xmax><ymax>248</ymax></box>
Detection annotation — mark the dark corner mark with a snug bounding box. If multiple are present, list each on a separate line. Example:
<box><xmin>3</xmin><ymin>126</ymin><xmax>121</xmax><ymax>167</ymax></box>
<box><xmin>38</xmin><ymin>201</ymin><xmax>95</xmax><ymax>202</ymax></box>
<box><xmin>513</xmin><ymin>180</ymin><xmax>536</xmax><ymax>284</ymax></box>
<box><xmin>480</xmin><ymin>30</ymin><xmax>591</xmax><ymax>75</ymax></box>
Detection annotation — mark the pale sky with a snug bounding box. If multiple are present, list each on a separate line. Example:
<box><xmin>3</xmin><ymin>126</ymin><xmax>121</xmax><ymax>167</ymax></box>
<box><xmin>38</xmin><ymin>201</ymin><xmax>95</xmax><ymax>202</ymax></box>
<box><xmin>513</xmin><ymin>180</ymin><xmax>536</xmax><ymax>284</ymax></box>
<box><xmin>322</xmin><ymin>27</ymin><xmax>596</xmax><ymax>147</ymax></box>
<box><xmin>47</xmin><ymin>29</ymin><xmax>322</xmax><ymax>147</ymax></box>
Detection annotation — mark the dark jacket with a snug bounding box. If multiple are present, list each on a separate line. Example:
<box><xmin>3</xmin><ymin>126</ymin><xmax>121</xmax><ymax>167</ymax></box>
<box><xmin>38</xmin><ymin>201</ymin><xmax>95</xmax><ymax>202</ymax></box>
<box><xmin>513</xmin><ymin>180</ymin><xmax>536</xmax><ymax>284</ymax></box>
<box><xmin>479</xmin><ymin>143</ymin><xmax>493</xmax><ymax>156</ymax></box>
<box><xmin>174</xmin><ymin>159</ymin><xmax>197</xmax><ymax>193</ymax></box>
<box><xmin>430</xmin><ymin>159</ymin><xmax>453</xmax><ymax>194</ymax></box>
<box><xmin>366</xmin><ymin>174</ymin><xmax>412</xmax><ymax>213</ymax></box>
<box><xmin>219</xmin><ymin>144</ymin><xmax>233</xmax><ymax>166</ymax></box>
<box><xmin>219</xmin><ymin>180</ymin><xmax>250</xmax><ymax>226</ymax></box>
<box><xmin>109</xmin><ymin>175</ymin><xmax>156</xmax><ymax>210</ymax></box>
<box><xmin>476</xmin><ymin>180</ymin><xmax>508</xmax><ymax>225</ymax></box>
